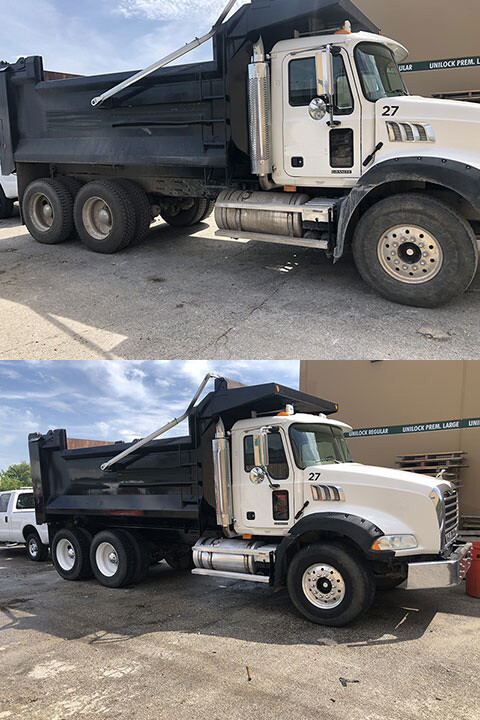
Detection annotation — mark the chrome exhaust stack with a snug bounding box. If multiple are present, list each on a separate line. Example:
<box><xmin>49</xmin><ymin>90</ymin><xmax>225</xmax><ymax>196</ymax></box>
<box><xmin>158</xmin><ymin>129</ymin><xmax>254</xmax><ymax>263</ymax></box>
<box><xmin>248</xmin><ymin>38</ymin><xmax>273</xmax><ymax>184</ymax></box>
<box><xmin>212</xmin><ymin>419</ymin><xmax>236</xmax><ymax>538</ymax></box>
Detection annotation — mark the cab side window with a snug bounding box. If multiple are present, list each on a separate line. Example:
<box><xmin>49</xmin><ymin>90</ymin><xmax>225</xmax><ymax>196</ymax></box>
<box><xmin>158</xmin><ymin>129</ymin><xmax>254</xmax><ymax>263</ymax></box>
<box><xmin>288</xmin><ymin>54</ymin><xmax>354</xmax><ymax>114</ymax></box>
<box><xmin>16</xmin><ymin>493</ymin><xmax>34</xmax><ymax>510</ymax></box>
<box><xmin>289</xmin><ymin>58</ymin><xmax>317</xmax><ymax>106</ymax></box>
<box><xmin>0</xmin><ymin>493</ymin><xmax>11</xmax><ymax>512</ymax></box>
<box><xmin>244</xmin><ymin>434</ymin><xmax>289</xmax><ymax>480</ymax></box>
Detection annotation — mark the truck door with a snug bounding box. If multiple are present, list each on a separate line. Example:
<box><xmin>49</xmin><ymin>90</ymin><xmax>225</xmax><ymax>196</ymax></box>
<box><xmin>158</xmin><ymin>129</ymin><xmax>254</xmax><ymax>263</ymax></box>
<box><xmin>235</xmin><ymin>429</ymin><xmax>295</xmax><ymax>532</ymax></box>
<box><xmin>282</xmin><ymin>48</ymin><xmax>362</xmax><ymax>182</ymax></box>
<box><xmin>0</xmin><ymin>492</ymin><xmax>12</xmax><ymax>541</ymax></box>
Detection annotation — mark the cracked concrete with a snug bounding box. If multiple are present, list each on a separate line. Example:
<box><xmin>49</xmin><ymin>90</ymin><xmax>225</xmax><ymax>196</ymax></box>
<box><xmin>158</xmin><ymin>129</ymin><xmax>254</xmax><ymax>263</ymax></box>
<box><xmin>1</xmin><ymin>211</ymin><xmax>479</xmax><ymax>359</ymax></box>
<box><xmin>1</xmin><ymin>545</ymin><xmax>480</xmax><ymax>720</ymax></box>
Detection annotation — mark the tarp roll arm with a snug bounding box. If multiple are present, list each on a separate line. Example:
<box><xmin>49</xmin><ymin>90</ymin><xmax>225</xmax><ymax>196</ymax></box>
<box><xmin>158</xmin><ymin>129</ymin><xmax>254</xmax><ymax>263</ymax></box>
<box><xmin>91</xmin><ymin>0</ymin><xmax>240</xmax><ymax>107</ymax></box>
<box><xmin>99</xmin><ymin>372</ymin><xmax>222</xmax><ymax>471</ymax></box>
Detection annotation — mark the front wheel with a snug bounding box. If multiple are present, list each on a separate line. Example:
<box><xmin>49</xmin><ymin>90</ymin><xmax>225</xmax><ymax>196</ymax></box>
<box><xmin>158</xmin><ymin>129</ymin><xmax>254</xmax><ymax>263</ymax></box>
<box><xmin>287</xmin><ymin>542</ymin><xmax>375</xmax><ymax>626</ymax></box>
<box><xmin>352</xmin><ymin>193</ymin><xmax>479</xmax><ymax>307</ymax></box>
<box><xmin>25</xmin><ymin>532</ymin><xmax>48</xmax><ymax>562</ymax></box>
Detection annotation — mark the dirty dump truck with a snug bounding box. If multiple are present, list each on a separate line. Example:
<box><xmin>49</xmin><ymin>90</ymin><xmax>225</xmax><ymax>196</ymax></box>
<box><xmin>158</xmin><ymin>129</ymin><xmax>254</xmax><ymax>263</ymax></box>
<box><xmin>29</xmin><ymin>374</ymin><xmax>472</xmax><ymax>627</ymax></box>
<box><xmin>2</xmin><ymin>0</ymin><xmax>480</xmax><ymax>307</ymax></box>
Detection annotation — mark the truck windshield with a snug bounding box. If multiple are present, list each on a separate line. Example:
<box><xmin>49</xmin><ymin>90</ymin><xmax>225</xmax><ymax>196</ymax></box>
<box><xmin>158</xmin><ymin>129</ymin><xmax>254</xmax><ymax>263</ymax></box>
<box><xmin>354</xmin><ymin>42</ymin><xmax>406</xmax><ymax>102</ymax></box>
<box><xmin>289</xmin><ymin>424</ymin><xmax>352</xmax><ymax>469</ymax></box>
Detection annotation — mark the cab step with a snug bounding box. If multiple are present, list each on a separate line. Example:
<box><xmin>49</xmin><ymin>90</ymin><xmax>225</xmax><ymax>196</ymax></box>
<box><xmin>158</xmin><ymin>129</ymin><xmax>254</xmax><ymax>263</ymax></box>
<box><xmin>191</xmin><ymin>568</ymin><xmax>270</xmax><ymax>583</ymax></box>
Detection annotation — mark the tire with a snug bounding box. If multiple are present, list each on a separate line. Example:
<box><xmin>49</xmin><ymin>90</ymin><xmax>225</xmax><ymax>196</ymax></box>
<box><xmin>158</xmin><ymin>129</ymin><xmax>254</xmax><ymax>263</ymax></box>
<box><xmin>90</xmin><ymin>529</ymin><xmax>137</xmax><ymax>588</ymax></box>
<box><xmin>161</xmin><ymin>198</ymin><xmax>209</xmax><ymax>227</ymax></box>
<box><xmin>52</xmin><ymin>528</ymin><xmax>92</xmax><ymax>581</ymax></box>
<box><xmin>0</xmin><ymin>185</ymin><xmax>14</xmax><ymax>219</ymax></box>
<box><xmin>120</xmin><ymin>529</ymin><xmax>151</xmax><ymax>584</ymax></box>
<box><xmin>60</xmin><ymin>176</ymin><xmax>84</xmax><ymax>200</ymax></box>
<box><xmin>23</xmin><ymin>178</ymin><xmax>74</xmax><ymax>244</ymax></box>
<box><xmin>25</xmin><ymin>532</ymin><xmax>48</xmax><ymax>562</ymax></box>
<box><xmin>74</xmin><ymin>180</ymin><xmax>136</xmax><ymax>253</ymax></box>
<box><xmin>116</xmin><ymin>180</ymin><xmax>152</xmax><ymax>246</ymax></box>
<box><xmin>164</xmin><ymin>546</ymin><xmax>194</xmax><ymax>571</ymax></box>
<box><xmin>352</xmin><ymin>193</ymin><xmax>479</xmax><ymax>307</ymax></box>
<box><xmin>286</xmin><ymin>541</ymin><xmax>375</xmax><ymax>626</ymax></box>
<box><xmin>198</xmin><ymin>199</ymin><xmax>215</xmax><ymax>222</ymax></box>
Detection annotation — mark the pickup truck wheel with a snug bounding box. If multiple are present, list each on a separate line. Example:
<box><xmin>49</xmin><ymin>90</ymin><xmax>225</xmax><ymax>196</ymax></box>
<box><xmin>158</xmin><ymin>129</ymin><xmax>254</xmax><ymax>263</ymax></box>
<box><xmin>0</xmin><ymin>185</ymin><xmax>14</xmax><ymax>219</ymax></box>
<box><xmin>352</xmin><ymin>194</ymin><xmax>479</xmax><ymax>307</ymax></box>
<box><xmin>117</xmin><ymin>180</ymin><xmax>152</xmax><ymax>245</ymax></box>
<box><xmin>25</xmin><ymin>532</ymin><xmax>48</xmax><ymax>562</ymax></box>
<box><xmin>287</xmin><ymin>542</ymin><xmax>375</xmax><ymax>626</ymax></box>
<box><xmin>74</xmin><ymin>180</ymin><xmax>136</xmax><ymax>253</ymax></box>
<box><xmin>161</xmin><ymin>198</ymin><xmax>209</xmax><ymax>227</ymax></box>
<box><xmin>90</xmin><ymin>529</ymin><xmax>136</xmax><ymax>588</ymax></box>
<box><xmin>52</xmin><ymin>528</ymin><xmax>92</xmax><ymax>580</ymax></box>
<box><xmin>23</xmin><ymin>178</ymin><xmax>74</xmax><ymax>244</ymax></box>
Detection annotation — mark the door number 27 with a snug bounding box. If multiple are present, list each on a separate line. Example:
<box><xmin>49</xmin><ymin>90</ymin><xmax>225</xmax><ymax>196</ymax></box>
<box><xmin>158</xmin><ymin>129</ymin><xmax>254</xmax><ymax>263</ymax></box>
<box><xmin>382</xmin><ymin>105</ymin><xmax>399</xmax><ymax>117</ymax></box>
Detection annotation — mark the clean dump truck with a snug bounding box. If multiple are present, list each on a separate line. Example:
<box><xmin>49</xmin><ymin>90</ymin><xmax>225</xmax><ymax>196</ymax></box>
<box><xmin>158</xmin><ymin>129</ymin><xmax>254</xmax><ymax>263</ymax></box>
<box><xmin>1</xmin><ymin>0</ymin><xmax>480</xmax><ymax>307</ymax></box>
<box><xmin>29</xmin><ymin>374</ymin><xmax>472</xmax><ymax>626</ymax></box>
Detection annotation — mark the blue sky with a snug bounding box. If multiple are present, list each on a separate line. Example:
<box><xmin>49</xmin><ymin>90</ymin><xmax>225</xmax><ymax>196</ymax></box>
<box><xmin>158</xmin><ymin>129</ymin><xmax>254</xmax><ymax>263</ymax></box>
<box><xmin>0</xmin><ymin>0</ymin><xmax>249</xmax><ymax>76</ymax></box>
<box><xmin>0</xmin><ymin>360</ymin><xmax>299</xmax><ymax>470</ymax></box>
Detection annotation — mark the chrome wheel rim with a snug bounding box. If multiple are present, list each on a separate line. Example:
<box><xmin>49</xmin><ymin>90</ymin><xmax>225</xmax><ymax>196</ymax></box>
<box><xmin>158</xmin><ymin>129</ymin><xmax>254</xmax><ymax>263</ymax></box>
<box><xmin>377</xmin><ymin>225</ymin><xmax>443</xmax><ymax>284</ymax></box>
<box><xmin>28</xmin><ymin>537</ymin><xmax>39</xmax><ymax>557</ymax></box>
<box><xmin>96</xmin><ymin>542</ymin><xmax>119</xmax><ymax>577</ymax></box>
<box><xmin>56</xmin><ymin>538</ymin><xmax>76</xmax><ymax>571</ymax></box>
<box><xmin>82</xmin><ymin>197</ymin><xmax>113</xmax><ymax>240</ymax></box>
<box><xmin>29</xmin><ymin>193</ymin><xmax>54</xmax><ymax>232</ymax></box>
<box><xmin>302</xmin><ymin>563</ymin><xmax>346</xmax><ymax>609</ymax></box>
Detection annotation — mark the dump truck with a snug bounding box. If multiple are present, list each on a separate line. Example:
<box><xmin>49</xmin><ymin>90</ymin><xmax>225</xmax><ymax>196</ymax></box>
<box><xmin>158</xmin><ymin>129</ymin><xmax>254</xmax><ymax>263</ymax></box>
<box><xmin>28</xmin><ymin>374</ymin><xmax>472</xmax><ymax>626</ymax></box>
<box><xmin>2</xmin><ymin>0</ymin><xmax>480</xmax><ymax>307</ymax></box>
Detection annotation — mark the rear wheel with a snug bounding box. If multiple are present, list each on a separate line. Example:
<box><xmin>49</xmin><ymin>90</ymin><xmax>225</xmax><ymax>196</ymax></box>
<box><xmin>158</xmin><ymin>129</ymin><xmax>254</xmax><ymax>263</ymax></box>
<box><xmin>23</xmin><ymin>178</ymin><xmax>74</xmax><ymax>244</ymax></box>
<box><xmin>0</xmin><ymin>185</ymin><xmax>14</xmax><ymax>219</ymax></box>
<box><xmin>161</xmin><ymin>198</ymin><xmax>210</xmax><ymax>227</ymax></box>
<box><xmin>287</xmin><ymin>541</ymin><xmax>375</xmax><ymax>626</ymax></box>
<box><xmin>352</xmin><ymin>193</ymin><xmax>479</xmax><ymax>307</ymax></box>
<box><xmin>90</xmin><ymin>529</ymin><xmax>137</xmax><ymax>588</ymax></box>
<box><xmin>119</xmin><ymin>529</ymin><xmax>151</xmax><ymax>584</ymax></box>
<box><xmin>52</xmin><ymin>528</ymin><xmax>92</xmax><ymax>580</ymax></box>
<box><xmin>25</xmin><ymin>532</ymin><xmax>48</xmax><ymax>562</ymax></box>
<box><xmin>74</xmin><ymin>180</ymin><xmax>136</xmax><ymax>253</ymax></box>
<box><xmin>117</xmin><ymin>180</ymin><xmax>152</xmax><ymax>246</ymax></box>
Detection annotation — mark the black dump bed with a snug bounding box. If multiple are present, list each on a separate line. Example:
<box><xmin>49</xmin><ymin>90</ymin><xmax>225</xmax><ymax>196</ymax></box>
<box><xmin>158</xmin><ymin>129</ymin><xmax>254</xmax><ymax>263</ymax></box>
<box><xmin>0</xmin><ymin>0</ymin><xmax>376</xmax><ymax>192</ymax></box>
<box><xmin>29</xmin><ymin>377</ymin><xmax>338</xmax><ymax>537</ymax></box>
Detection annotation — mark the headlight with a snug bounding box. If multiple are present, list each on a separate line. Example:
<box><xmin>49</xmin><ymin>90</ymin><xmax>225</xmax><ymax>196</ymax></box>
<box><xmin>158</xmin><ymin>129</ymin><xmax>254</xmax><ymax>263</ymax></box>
<box><xmin>371</xmin><ymin>535</ymin><xmax>418</xmax><ymax>551</ymax></box>
<box><xmin>429</xmin><ymin>487</ymin><xmax>444</xmax><ymax>528</ymax></box>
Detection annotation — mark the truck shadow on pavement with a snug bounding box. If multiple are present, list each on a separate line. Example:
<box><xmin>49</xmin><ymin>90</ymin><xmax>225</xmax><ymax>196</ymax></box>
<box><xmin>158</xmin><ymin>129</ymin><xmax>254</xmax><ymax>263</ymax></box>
<box><xmin>1</xmin><ymin>548</ymin><xmax>478</xmax><ymax>649</ymax></box>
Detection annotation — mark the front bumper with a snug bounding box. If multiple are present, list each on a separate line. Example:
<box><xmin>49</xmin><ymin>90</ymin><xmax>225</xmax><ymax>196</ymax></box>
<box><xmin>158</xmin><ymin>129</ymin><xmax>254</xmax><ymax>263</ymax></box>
<box><xmin>404</xmin><ymin>543</ymin><xmax>472</xmax><ymax>590</ymax></box>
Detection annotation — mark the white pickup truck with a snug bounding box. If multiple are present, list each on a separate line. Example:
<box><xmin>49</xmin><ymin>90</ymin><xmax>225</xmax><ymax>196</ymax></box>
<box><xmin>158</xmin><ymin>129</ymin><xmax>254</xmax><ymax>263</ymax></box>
<box><xmin>0</xmin><ymin>170</ymin><xmax>17</xmax><ymax>219</ymax></box>
<box><xmin>0</xmin><ymin>488</ymin><xmax>49</xmax><ymax>560</ymax></box>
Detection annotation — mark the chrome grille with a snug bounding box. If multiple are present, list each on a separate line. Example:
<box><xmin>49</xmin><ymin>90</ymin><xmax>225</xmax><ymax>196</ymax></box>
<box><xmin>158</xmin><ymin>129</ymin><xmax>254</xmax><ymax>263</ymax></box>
<box><xmin>444</xmin><ymin>489</ymin><xmax>459</xmax><ymax>540</ymax></box>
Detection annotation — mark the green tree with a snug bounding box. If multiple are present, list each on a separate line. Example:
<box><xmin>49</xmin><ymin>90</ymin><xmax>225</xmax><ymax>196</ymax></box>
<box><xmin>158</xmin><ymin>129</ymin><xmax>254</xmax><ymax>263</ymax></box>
<box><xmin>0</xmin><ymin>461</ymin><xmax>32</xmax><ymax>490</ymax></box>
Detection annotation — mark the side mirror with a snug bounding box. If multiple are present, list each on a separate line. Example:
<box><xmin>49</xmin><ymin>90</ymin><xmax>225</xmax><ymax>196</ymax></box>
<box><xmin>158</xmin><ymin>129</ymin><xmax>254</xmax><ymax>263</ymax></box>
<box><xmin>308</xmin><ymin>97</ymin><xmax>327</xmax><ymax>121</ymax></box>
<box><xmin>320</xmin><ymin>46</ymin><xmax>341</xmax><ymax>128</ymax></box>
<box><xmin>252</xmin><ymin>428</ymin><xmax>270</xmax><ymax>468</ymax></box>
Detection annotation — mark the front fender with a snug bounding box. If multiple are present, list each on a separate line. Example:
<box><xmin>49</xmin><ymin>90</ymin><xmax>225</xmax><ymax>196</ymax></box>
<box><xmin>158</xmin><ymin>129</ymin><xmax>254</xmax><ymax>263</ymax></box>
<box><xmin>273</xmin><ymin>512</ymin><xmax>389</xmax><ymax>589</ymax></box>
<box><xmin>335</xmin><ymin>157</ymin><xmax>480</xmax><ymax>259</ymax></box>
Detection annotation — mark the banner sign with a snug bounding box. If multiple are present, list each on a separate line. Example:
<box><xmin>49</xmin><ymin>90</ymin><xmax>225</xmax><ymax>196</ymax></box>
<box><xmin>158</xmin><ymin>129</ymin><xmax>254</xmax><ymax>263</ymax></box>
<box><xmin>399</xmin><ymin>56</ymin><xmax>480</xmax><ymax>73</ymax></box>
<box><xmin>346</xmin><ymin>417</ymin><xmax>480</xmax><ymax>439</ymax></box>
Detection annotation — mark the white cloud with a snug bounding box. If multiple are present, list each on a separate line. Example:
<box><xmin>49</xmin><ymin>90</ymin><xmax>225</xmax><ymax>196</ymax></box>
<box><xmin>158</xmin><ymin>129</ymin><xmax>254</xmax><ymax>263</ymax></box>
<box><xmin>115</xmin><ymin>0</ymin><xmax>247</xmax><ymax>22</ymax></box>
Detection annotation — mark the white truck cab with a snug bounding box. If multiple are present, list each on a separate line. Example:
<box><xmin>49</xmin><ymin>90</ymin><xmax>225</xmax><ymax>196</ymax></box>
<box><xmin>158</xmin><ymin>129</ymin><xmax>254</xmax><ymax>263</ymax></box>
<box><xmin>0</xmin><ymin>488</ymin><xmax>49</xmax><ymax>560</ymax></box>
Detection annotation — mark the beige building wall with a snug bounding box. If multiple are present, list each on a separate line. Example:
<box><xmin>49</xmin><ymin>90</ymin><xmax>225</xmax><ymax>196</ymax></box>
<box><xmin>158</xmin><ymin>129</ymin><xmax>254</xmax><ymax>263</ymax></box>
<box><xmin>354</xmin><ymin>0</ymin><xmax>480</xmax><ymax>98</ymax></box>
<box><xmin>300</xmin><ymin>361</ymin><xmax>480</xmax><ymax>514</ymax></box>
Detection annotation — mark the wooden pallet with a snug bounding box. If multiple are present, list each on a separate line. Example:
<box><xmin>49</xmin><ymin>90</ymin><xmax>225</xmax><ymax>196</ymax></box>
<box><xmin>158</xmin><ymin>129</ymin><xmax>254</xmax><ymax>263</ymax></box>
<box><xmin>459</xmin><ymin>515</ymin><xmax>480</xmax><ymax>541</ymax></box>
<box><xmin>395</xmin><ymin>450</ymin><xmax>468</xmax><ymax>487</ymax></box>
